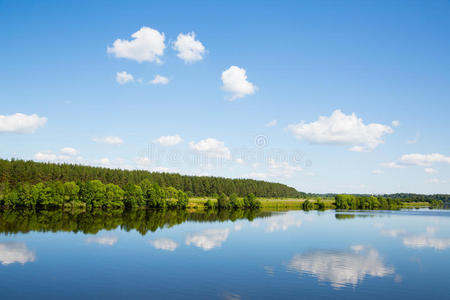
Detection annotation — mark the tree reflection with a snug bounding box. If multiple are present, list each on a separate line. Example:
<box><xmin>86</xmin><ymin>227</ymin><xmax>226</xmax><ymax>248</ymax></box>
<box><xmin>0</xmin><ymin>209</ymin><xmax>270</xmax><ymax>236</ymax></box>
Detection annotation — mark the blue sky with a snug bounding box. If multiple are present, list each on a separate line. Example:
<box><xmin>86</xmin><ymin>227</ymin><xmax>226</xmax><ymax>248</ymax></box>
<box><xmin>1</xmin><ymin>0</ymin><xmax>449</xmax><ymax>194</ymax></box>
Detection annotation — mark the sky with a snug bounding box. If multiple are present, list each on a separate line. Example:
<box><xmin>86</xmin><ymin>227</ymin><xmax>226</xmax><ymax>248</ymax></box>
<box><xmin>0</xmin><ymin>0</ymin><xmax>449</xmax><ymax>194</ymax></box>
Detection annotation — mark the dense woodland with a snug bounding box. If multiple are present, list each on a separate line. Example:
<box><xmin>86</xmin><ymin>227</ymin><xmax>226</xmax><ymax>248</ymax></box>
<box><xmin>335</xmin><ymin>194</ymin><xmax>444</xmax><ymax>209</ymax></box>
<box><xmin>0</xmin><ymin>159</ymin><xmax>302</xmax><ymax>198</ymax></box>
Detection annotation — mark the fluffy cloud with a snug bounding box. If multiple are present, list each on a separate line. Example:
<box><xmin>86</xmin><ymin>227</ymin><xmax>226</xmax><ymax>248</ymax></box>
<box><xmin>107</xmin><ymin>26</ymin><xmax>165</xmax><ymax>63</ymax></box>
<box><xmin>391</xmin><ymin>120</ymin><xmax>400</xmax><ymax>127</ymax></box>
<box><xmin>221</xmin><ymin>66</ymin><xmax>257</xmax><ymax>100</ymax></box>
<box><xmin>189</xmin><ymin>138</ymin><xmax>231</xmax><ymax>160</ymax></box>
<box><xmin>185</xmin><ymin>228</ymin><xmax>230</xmax><ymax>251</ymax></box>
<box><xmin>149</xmin><ymin>238</ymin><xmax>178</xmax><ymax>251</ymax></box>
<box><xmin>150</xmin><ymin>75</ymin><xmax>169</xmax><ymax>85</ymax></box>
<box><xmin>0</xmin><ymin>113</ymin><xmax>47</xmax><ymax>134</ymax></box>
<box><xmin>372</xmin><ymin>169</ymin><xmax>384</xmax><ymax>174</ymax></box>
<box><xmin>85</xmin><ymin>236</ymin><xmax>118</xmax><ymax>246</ymax></box>
<box><xmin>60</xmin><ymin>147</ymin><xmax>78</xmax><ymax>156</ymax></box>
<box><xmin>288</xmin><ymin>110</ymin><xmax>394</xmax><ymax>152</ymax></box>
<box><xmin>173</xmin><ymin>32</ymin><xmax>205</xmax><ymax>63</ymax></box>
<box><xmin>380</xmin><ymin>162</ymin><xmax>405</xmax><ymax>169</ymax></box>
<box><xmin>154</xmin><ymin>134</ymin><xmax>183</xmax><ymax>146</ymax></box>
<box><xmin>266</xmin><ymin>119</ymin><xmax>277</xmax><ymax>127</ymax></box>
<box><xmin>287</xmin><ymin>246</ymin><xmax>394</xmax><ymax>289</ymax></box>
<box><xmin>92</xmin><ymin>136</ymin><xmax>124</xmax><ymax>145</ymax></box>
<box><xmin>399</xmin><ymin>153</ymin><xmax>450</xmax><ymax>166</ymax></box>
<box><xmin>116</xmin><ymin>71</ymin><xmax>134</xmax><ymax>84</ymax></box>
<box><xmin>0</xmin><ymin>242</ymin><xmax>36</xmax><ymax>265</ymax></box>
<box><xmin>424</xmin><ymin>168</ymin><xmax>438</xmax><ymax>174</ymax></box>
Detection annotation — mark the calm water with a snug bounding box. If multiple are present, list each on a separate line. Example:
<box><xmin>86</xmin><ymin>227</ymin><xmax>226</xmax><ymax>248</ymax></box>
<box><xmin>1</xmin><ymin>209</ymin><xmax>449</xmax><ymax>299</ymax></box>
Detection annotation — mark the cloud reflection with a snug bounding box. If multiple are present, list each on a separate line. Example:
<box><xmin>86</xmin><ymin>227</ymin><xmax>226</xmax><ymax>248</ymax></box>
<box><xmin>265</xmin><ymin>213</ymin><xmax>303</xmax><ymax>232</ymax></box>
<box><xmin>287</xmin><ymin>245</ymin><xmax>394</xmax><ymax>289</ymax></box>
<box><xmin>0</xmin><ymin>242</ymin><xmax>36</xmax><ymax>265</ymax></box>
<box><xmin>85</xmin><ymin>235</ymin><xmax>118</xmax><ymax>246</ymax></box>
<box><xmin>149</xmin><ymin>238</ymin><xmax>178</xmax><ymax>251</ymax></box>
<box><xmin>185</xmin><ymin>228</ymin><xmax>230</xmax><ymax>250</ymax></box>
<box><xmin>381</xmin><ymin>227</ymin><xmax>450</xmax><ymax>250</ymax></box>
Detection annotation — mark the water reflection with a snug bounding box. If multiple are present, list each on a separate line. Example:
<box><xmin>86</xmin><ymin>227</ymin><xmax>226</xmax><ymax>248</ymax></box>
<box><xmin>381</xmin><ymin>227</ymin><xmax>450</xmax><ymax>250</ymax></box>
<box><xmin>149</xmin><ymin>238</ymin><xmax>178</xmax><ymax>251</ymax></box>
<box><xmin>85</xmin><ymin>235</ymin><xmax>118</xmax><ymax>246</ymax></box>
<box><xmin>185</xmin><ymin>228</ymin><xmax>230</xmax><ymax>251</ymax></box>
<box><xmin>265</xmin><ymin>213</ymin><xmax>303</xmax><ymax>232</ymax></box>
<box><xmin>287</xmin><ymin>245</ymin><xmax>394</xmax><ymax>289</ymax></box>
<box><xmin>0</xmin><ymin>242</ymin><xmax>36</xmax><ymax>265</ymax></box>
<box><xmin>0</xmin><ymin>209</ymin><xmax>270</xmax><ymax>235</ymax></box>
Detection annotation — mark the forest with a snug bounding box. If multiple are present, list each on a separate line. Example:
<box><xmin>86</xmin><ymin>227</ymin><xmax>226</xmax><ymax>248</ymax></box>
<box><xmin>0</xmin><ymin>158</ymin><xmax>302</xmax><ymax>198</ymax></box>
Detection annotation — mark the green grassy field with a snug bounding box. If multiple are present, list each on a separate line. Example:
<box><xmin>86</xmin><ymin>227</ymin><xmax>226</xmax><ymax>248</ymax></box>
<box><xmin>188</xmin><ymin>197</ymin><xmax>430</xmax><ymax>211</ymax></box>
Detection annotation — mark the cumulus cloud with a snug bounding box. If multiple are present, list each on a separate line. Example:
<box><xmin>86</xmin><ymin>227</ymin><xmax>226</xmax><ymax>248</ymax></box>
<box><xmin>288</xmin><ymin>110</ymin><xmax>394</xmax><ymax>152</ymax></box>
<box><xmin>185</xmin><ymin>228</ymin><xmax>230</xmax><ymax>251</ymax></box>
<box><xmin>173</xmin><ymin>32</ymin><xmax>205</xmax><ymax>63</ymax></box>
<box><xmin>60</xmin><ymin>147</ymin><xmax>78</xmax><ymax>156</ymax></box>
<box><xmin>391</xmin><ymin>120</ymin><xmax>400</xmax><ymax>127</ymax></box>
<box><xmin>189</xmin><ymin>138</ymin><xmax>231</xmax><ymax>160</ymax></box>
<box><xmin>380</xmin><ymin>162</ymin><xmax>405</xmax><ymax>169</ymax></box>
<box><xmin>221</xmin><ymin>66</ymin><xmax>257</xmax><ymax>100</ymax></box>
<box><xmin>149</xmin><ymin>238</ymin><xmax>178</xmax><ymax>251</ymax></box>
<box><xmin>92</xmin><ymin>136</ymin><xmax>124</xmax><ymax>145</ymax></box>
<box><xmin>154</xmin><ymin>134</ymin><xmax>183</xmax><ymax>146</ymax></box>
<box><xmin>399</xmin><ymin>153</ymin><xmax>450</xmax><ymax>166</ymax></box>
<box><xmin>136</xmin><ymin>156</ymin><xmax>152</xmax><ymax>166</ymax></box>
<box><xmin>0</xmin><ymin>113</ymin><xmax>47</xmax><ymax>134</ymax></box>
<box><xmin>85</xmin><ymin>236</ymin><xmax>118</xmax><ymax>246</ymax></box>
<box><xmin>107</xmin><ymin>26</ymin><xmax>165</xmax><ymax>63</ymax></box>
<box><xmin>0</xmin><ymin>242</ymin><xmax>36</xmax><ymax>265</ymax></box>
<box><xmin>149</xmin><ymin>75</ymin><xmax>169</xmax><ymax>85</ymax></box>
<box><xmin>424</xmin><ymin>168</ymin><xmax>438</xmax><ymax>174</ymax></box>
<box><xmin>266</xmin><ymin>120</ymin><xmax>277</xmax><ymax>127</ymax></box>
<box><xmin>287</xmin><ymin>246</ymin><xmax>394</xmax><ymax>289</ymax></box>
<box><xmin>116</xmin><ymin>71</ymin><xmax>134</xmax><ymax>84</ymax></box>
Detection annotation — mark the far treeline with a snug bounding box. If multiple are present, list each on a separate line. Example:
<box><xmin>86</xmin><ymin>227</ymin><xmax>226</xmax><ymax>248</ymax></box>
<box><xmin>0</xmin><ymin>159</ymin><xmax>303</xmax><ymax>198</ymax></box>
<box><xmin>335</xmin><ymin>194</ymin><xmax>444</xmax><ymax>209</ymax></box>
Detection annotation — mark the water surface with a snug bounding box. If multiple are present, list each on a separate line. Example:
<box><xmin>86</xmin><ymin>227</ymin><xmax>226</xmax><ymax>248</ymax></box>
<box><xmin>1</xmin><ymin>209</ymin><xmax>449</xmax><ymax>299</ymax></box>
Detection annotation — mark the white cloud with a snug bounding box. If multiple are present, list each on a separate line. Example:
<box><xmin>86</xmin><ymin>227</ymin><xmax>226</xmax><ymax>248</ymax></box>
<box><xmin>288</xmin><ymin>110</ymin><xmax>394</xmax><ymax>152</ymax></box>
<box><xmin>151</xmin><ymin>166</ymin><xmax>177</xmax><ymax>173</ymax></box>
<box><xmin>425</xmin><ymin>168</ymin><xmax>438</xmax><ymax>174</ymax></box>
<box><xmin>0</xmin><ymin>113</ymin><xmax>47</xmax><ymax>134</ymax></box>
<box><xmin>0</xmin><ymin>242</ymin><xmax>36</xmax><ymax>265</ymax></box>
<box><xmin>92</xmin><ymin>136</ymin><xmax>124</xmax><ymax>145</ymax></box>
<box><xmin>136</xmin><ymin>156</ymin><xmax>152</xmax><ymax>166</ymax></box>
<box><xmin>189</xmin><ymin>138</ymin><xmax>231</xmax><ymax>160</ymax></box>
<box><xmin>149</xmin><ymin>238</ymin><xmax>178</xmax><ymax>251</ymax></box>
<box><xmin>221</xmin><ymin>66</ymin><xmax>257</xmax><ymax>101</ymax></box>
<box><xmin>34</xmin><ymin>151</ymin><xmax>82</xmax><ymax>163</ymax></box>
<box><xmin>287</xmin><ymin>246</ymin><xmax>394</xmax><ymax>289</ymax></box>
<box><xmin>85</xmin><ymin>236</ymin><xmax>118</xmax><ymax>246</ymax></box>
<box><xmin>380</xmin><ymin>162</ymin><xmax>405</xmax><ymax>169</ymax></box>
<box><xmin>235</xmin><ymin>158</ymin><xmax>244</xmax><ymax>164</ymax></box>
<box><xmin>154</xmin><ymin>134</ymin><xmax>183</xmax><ymax>146</ymax></box>
<box><xmin>149</xmin><ymin>74</ymin><xmax>169</xmax><ymax>85</ymax></box>
<box><xmin>107</xmin><ymin>26</ymin><xmax>165</xmax><ymax>63</ymax></box>
<box><xmin>173</xmin><ymin>32</ymin><xmax>205</xmax><ymax>63</ymax></box>
<box><xmin>391</xmin><ymin>120</ymin><xmax>400</xmax><ymax>127</ymax></box>
<box><xmin>116</xmin><ymin>71</ymin><xmax>134</xmax><ymax>84</ymax></box>
<box><xmin>372</xmin><ymin>169</ymin><xmax>384</xmax><ymax>174</ymax></box>
<box><xmin>60</xmin><ymin>147</ymin><xmax>78</xmax><ymax>156</ymax></box>
<box><xmin>399</xmin><ymin>153</ymin><xmax>450</xmax><ymax>166</ymax></box>
<box><xmin>185</xmin><ymin>228</ymin><xmax>230</xmax><ymax>251</ymax></box>
<box><xmin>266</xmin><ymin>119</ymin><xmax>277</xmax><ymax>127</ymax></box>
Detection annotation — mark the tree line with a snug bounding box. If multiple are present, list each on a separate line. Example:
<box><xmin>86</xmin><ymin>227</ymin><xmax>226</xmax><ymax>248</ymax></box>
<box><xmin>0</xmin><ymin>179</ymin><xmax>189</xmax><ymax>209</ymax></box>
<box><xmin>0</xmin><ymin>158</ymin><xmax>303</xmax><ymax>198</ymax></box>
<box><xmin>335</xmin><ymin>194</ymin><xmax>403</xmax><ymax>210</ymax></box>
<box><xmin>205</xmin><ymin>193</ymin><xmax>262</xmax><ymax>210</ymax></box>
